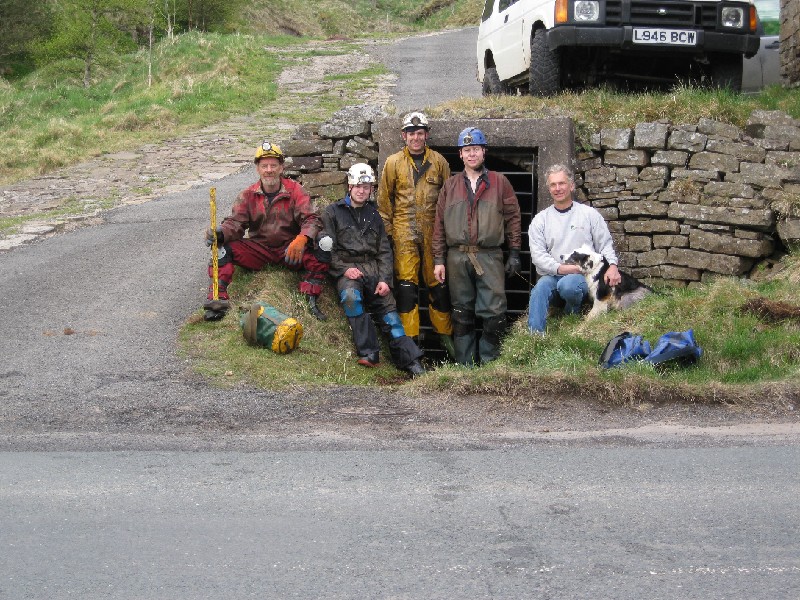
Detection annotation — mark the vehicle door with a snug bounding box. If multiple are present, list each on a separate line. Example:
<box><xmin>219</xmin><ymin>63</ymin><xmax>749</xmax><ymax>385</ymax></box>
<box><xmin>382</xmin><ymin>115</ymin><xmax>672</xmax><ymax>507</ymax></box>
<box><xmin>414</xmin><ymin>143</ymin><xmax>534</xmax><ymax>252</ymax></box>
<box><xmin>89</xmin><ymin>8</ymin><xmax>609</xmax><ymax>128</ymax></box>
<box><xmin>743</xmin><ymin>0</ymin><xmax>781</xmax><ymax>90</ymax></box>
<box><xmin>492</xmin><ymin>0</ymin><xmax>528</xmax><ymax>80</ymax></box>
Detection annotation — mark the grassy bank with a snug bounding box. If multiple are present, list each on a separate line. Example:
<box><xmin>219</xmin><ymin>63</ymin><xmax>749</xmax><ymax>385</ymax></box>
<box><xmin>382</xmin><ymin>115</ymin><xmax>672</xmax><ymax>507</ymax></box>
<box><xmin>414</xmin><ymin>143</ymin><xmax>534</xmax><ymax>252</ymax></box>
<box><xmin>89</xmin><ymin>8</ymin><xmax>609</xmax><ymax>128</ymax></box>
<box><xmin>182</xmin><ymin>253</ymin><xmax>800</xmax><ymax>406</ymax></box>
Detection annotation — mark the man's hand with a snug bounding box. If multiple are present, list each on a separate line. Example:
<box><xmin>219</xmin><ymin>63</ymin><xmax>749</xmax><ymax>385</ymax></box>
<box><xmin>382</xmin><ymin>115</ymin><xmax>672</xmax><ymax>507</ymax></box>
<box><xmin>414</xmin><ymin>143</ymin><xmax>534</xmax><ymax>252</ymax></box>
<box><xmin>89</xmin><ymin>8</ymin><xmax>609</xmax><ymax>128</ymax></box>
<box><xmin>558</xmin><ymin>264</ymin><xmax>581</xmax><ymax>275</ymax></box>
<box><xmin>345</xmin><ymin>267</ymin><xmax>363</xmax><ymax>280</ymax></box>
<box><xmin>205</xmin><ymin>228</ymin><xmax>223</xmax><ymax>246</ymax></box>
<box><xmin>433</xmin><ymin>264</ymin><xmax>446</xmax><ymax>284</ymax></box>
<box><xmin>375</xmin><ymin>281</ymin><xmax>390</xmax><ymax>297</ymax></box>
<box><xmin>505</xmin><ymin>249</ymin><xmax>521</xmax><ymax>277</ymax></box>
<box><xmin>604</xmin><ymin>264</ymin><xmax>622</xmax><ymax>286</ymax></box>
<box><xmin>284</xmin><ymin>234</ymin><xmax>308</xmax><ymax>265</ymax></box>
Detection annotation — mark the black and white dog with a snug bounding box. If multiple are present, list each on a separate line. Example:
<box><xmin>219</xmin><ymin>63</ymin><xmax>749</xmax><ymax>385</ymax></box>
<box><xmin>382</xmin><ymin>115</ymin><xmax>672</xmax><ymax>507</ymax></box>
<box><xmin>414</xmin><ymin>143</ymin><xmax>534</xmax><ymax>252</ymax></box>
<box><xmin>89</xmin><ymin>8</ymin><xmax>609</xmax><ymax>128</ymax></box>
<box><xmin>562</xmin><ymin>245</ymin><xmax>653</xmax><ymax>319</ymax></box>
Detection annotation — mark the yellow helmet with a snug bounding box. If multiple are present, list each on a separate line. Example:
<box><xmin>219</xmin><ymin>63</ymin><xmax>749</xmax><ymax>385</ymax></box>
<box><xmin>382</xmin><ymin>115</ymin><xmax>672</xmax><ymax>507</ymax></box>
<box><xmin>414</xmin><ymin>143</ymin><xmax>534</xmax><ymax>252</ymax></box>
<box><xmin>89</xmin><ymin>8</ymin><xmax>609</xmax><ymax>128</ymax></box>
<box><xmin>254</xmin><ymin>140</ymin><xmax>285</xmax><ymax>164</ymax></box>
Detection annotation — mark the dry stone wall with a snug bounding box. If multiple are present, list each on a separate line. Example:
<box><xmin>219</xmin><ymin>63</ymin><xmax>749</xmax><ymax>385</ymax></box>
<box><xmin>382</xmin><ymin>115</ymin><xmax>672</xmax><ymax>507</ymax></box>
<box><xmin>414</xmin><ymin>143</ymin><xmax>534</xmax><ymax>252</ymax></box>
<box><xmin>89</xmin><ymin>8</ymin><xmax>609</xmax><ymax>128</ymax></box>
<box><xmin>278</xmin><ymin>105</ymin><xmax>800</xmax><ymax>287</ymax></box>
<box><xmin>781</xmin><ymin>0</ymin><xmax>800</xmax><ymax>85</ymax></box>
<box><xmin>579</xmin><ymin>110</ymin><xmax>800</xmax><ymax>285</ymax></box>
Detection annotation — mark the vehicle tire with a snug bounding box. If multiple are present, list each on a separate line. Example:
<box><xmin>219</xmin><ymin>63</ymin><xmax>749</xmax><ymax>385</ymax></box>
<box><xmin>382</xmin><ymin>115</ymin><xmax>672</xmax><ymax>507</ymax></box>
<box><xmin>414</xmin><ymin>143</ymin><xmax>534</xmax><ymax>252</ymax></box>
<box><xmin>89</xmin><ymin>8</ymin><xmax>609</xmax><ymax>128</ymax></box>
<box><xmin>709</xmin><ymin>54</ymin><xmax>743</xmax><ymax>92</ymax></box>
<box><xmin>529</xmin><ymin>28</ymin><xmax>561</xmax><ymax>96</ymax></box>
<box><xmin>482</xmin><ymin>67</ymin><xmax>506</xmax><ymax>96</ymax></box>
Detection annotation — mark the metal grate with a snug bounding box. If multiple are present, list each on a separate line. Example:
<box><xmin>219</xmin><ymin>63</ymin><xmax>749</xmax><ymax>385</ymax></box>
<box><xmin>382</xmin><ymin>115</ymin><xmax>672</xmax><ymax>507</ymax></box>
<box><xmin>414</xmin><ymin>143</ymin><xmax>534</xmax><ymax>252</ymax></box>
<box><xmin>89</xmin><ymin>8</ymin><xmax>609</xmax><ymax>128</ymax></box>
<box><xmin>415</xmin><ymin>147</ymin><xmax>537</xmax><ymax>359</ymax></box>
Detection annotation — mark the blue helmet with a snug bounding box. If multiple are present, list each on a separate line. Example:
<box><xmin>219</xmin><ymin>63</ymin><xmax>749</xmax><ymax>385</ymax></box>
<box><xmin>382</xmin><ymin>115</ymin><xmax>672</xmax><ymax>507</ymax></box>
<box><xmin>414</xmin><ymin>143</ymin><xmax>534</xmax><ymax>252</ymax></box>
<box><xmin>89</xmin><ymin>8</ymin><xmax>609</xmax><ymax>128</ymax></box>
<box><xmin>458</xmin><ymin>127</ymin><xmax>487</xmax><ymax>147</ymax></box>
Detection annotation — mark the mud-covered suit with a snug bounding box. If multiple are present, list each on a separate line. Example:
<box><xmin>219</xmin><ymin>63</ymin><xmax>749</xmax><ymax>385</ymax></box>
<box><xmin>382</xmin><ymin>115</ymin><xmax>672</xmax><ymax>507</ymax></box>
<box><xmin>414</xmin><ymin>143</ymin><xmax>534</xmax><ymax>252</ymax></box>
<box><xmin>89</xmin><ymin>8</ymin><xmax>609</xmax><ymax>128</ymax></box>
<box><xmin>321</xmin><ymin>196</ymin><xmax>423</xmax><ymax>369</ymax></box>
<box><xmin>377</xmin><ymin>147</ymin><xmax>452</xmax><ymax>339</ymax></box>
<box><xmin>207</xmin><ymin>177</ymin><xmax>327</xmax><ymax>301</ymax></box>
<box><xmin>432</xmin><ymin>169</ymin><xmax>521</xmax><ymax>366</ymax></box>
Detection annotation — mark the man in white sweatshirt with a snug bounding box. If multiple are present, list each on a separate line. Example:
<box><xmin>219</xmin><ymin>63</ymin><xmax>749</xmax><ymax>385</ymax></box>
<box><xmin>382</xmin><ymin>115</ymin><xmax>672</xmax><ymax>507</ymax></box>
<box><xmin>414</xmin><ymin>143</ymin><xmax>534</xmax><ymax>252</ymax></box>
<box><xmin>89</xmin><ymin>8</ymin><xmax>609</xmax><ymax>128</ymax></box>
<box><xmin>527</xmin><ymin>164</ymin><xmax>621</xmax><ymax>333</ymax></box>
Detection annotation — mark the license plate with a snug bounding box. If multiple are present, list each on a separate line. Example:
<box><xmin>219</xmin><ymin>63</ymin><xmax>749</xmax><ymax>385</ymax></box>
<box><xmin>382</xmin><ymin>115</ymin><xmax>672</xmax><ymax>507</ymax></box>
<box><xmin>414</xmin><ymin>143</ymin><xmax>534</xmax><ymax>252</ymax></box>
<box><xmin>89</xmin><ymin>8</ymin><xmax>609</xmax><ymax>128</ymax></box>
<box><xmin>633</xmin><ymin>28</ymin><xmax>697</xmax><ymax>45</ymax></box>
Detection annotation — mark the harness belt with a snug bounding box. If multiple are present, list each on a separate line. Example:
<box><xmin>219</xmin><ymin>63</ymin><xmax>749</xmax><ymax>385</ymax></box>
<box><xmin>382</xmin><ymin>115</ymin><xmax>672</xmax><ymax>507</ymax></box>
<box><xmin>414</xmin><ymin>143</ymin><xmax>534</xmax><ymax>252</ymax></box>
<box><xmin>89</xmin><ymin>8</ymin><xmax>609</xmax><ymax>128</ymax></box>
<box><xmin>456</xmin><ymin>245</ymin><xmax>486</xmax><ymax>276</ymax></box>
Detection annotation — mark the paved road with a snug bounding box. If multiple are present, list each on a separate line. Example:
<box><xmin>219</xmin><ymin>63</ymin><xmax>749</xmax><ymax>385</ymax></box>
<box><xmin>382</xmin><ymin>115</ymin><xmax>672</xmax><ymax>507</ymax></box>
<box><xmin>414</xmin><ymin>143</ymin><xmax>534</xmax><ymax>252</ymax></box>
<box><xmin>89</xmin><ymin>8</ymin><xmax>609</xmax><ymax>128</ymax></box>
<box><xmin>3</xmin><ymin>448</ymin><xmax>799</xmax><ymax>599</ymax></box>
<box><xmin>1</xmin><ymin>27</ymin><xmax>799</xmax><ymax>599</ymax></box>
<box><xmin>367</xmin><ymin>27</ymin><xmax>482</xmax><ymax>111</ymax></box>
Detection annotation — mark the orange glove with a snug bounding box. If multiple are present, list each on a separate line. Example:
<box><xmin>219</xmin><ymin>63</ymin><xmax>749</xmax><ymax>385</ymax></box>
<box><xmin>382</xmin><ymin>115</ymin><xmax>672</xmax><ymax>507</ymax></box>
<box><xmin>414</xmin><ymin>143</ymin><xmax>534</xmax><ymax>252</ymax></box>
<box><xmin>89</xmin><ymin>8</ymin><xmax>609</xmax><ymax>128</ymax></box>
<box><xmin>284</xmin><ymin>234</ymin><xmax>308</xmax><ymax>266</ymax></box>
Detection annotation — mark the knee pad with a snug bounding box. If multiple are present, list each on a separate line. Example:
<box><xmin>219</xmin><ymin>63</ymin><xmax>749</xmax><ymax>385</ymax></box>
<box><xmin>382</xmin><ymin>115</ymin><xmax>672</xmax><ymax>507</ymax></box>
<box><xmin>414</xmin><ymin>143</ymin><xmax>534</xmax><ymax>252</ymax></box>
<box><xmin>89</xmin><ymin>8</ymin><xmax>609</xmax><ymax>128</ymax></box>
<box><xmin>382</xmin><ymin>311</ymin><xmax>406</xmax><ymax>339</ymax></box>
<box><xmin>339</xmin><ymin>288</ymin><xmax>364</xmax><ymax>317</ymax></box>
<box><xmin>396</xmin><ymin>280</ymin><xmax>418</xmax><ymax>313</ymax></box>
<box><xmin>452</xmin><ymin>308</ymin><xmax>475</xmax><ymax>337</ymax></box>
<box><xmin>429</xmin><ymin>282</ymin><xmax>452</xmax><ymax>312</ymax></box>
<box><xmin>482</xmin><ymin>314</ymin><xmax>507</xmax><ymax>336</ymax></box>
<box><xmin>211</xmin><ymin>244</ymin><xmax>233</xmax><ymax>267</ymax></box>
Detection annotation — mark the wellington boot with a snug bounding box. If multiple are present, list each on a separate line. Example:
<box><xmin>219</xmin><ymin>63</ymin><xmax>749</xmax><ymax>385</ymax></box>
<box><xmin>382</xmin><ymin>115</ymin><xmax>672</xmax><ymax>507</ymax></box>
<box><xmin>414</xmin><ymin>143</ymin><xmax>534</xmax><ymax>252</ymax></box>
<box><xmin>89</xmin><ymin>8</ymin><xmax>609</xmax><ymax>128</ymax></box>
<box><xmin>203</xmin><ymin>298</ymin><xmax>230</xmax><ymax>312</ymax></box>
<box><xmin>405</xmin><ymin>359</ymin><xmax>425</xmax><ymax>377</ymax></box>
<box><xmin>204</xmin><ymin>309</ymin><xmax>226</xmax><ymax>322</ymax></box>
<box><xmin>357</xmin><ymin>353</ymin><xmax>380</xmax><ymax>367</ymax></box>
<box><xmin>439</xmin><ymin>334</ymin><xmax>456</xmax><ymax>360</ymax></box>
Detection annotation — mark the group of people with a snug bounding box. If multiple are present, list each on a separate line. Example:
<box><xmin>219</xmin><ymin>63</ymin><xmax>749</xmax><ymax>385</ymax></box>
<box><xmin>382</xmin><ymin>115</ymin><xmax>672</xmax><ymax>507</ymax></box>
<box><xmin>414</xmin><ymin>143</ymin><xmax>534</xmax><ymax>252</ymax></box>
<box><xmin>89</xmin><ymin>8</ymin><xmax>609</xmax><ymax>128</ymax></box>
<box><xmin>202</xmin><ymin>111</ymin><xmax>621</xmax><ymax>374</ymax></box>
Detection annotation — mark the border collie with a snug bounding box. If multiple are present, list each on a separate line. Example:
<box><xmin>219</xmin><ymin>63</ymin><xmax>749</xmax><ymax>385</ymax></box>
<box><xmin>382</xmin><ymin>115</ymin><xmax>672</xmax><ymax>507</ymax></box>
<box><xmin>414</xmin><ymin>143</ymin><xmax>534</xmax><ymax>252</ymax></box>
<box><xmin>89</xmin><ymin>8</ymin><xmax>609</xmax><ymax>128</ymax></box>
<box><xmin>562</xmin><ymin>245</ymin><xmax>653</xmax><ymax>319</ymax></box>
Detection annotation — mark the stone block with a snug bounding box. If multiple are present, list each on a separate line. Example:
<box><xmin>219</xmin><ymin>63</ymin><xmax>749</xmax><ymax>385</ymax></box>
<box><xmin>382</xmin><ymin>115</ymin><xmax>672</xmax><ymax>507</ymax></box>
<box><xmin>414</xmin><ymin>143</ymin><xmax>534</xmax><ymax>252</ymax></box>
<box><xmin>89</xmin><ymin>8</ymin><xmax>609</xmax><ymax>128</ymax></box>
<box><xmin>619</xmin><ymin>199</ymin><xmax>669</xmax><ymax>217</ymax></box>
<box><xmin>688</xmin><ymin>151</ymin><xmax>740</xmax><ymax>173</ymax></box>
<box><xmin>615</xmin><ymin>167</ymin><xmax>639</xmax><ymax>184</ymax></box>
<box><xmin>652</xmin><ymin>150</ymin><xmax>688</xmax><ymax>167</ymax></box>
<box><xmin>703</xmin><ymin>181</ymin><xmax>755</xmax><ymax>198</ymax></box>
<box><xmin>659</xmin><ymin>265</ymin><xmax>701</xmax><ymax>280</ymax></box>
<box><xmin>667</xmin><ymin>203</ymin><xmax>775</xmax><ymax>230</ymax></box>
<box><xmin>584</xmin><ymin>165</ymin><xmax>617</xmax><ymax>183</ymax></box>
<box><xmin>754</xmin><ymin>138</ymin><xmax>789</xmax><ymax>151</ymax></box>
<box><xmin>653</xmin><ymin>234</ymin><xmax>689</xmax><ymax>248</ymax></box>
<box><xmin>670</xmin><ymin>169</ymin><xmax>720</xmax><ymax>183</ymax></box>
<box><xmin>668</xmin><ymin>129</ymin><xmax>708</xmax><ymax>152</ymax></box>
<box><xmin>659</xmin><ymin>180</ymin><xmax>703</xmax><ymax>204</ymax></box>
<box><xmin>667</xmin><ymin>248</ymin><xmax>753</xmax><ymax>275</ymax></box>
<box><xmin>283</xmin><ymin>156</ymin><xmax>322</xmax><ymax>172</ymax></box>
<box><xmin>626</xmin><ymin>235</ymin><xmax>652</xmax><ymax>252</ymax></box>
<box><xmin>590</xmin><ymin>198</ymin><xmax>619</xmax><ymax>208</ymax></box>
<box><xmin>725</xmin><ymin>162</ymin><xmax>793</xmax><ymax>187</ymax></box>
<box><xmin>596</xmin><ymin>206</ymin><xmax>619</xmax><ymax>220</ymax></box>
<box><xmin>753</xmin><ymin>124</ymin><xmax>800</xmax><ymax>148</ymax></box>
<box><xmin>689</xmin><ymin>229</ymin><xmax>774</xmax><ymax>257</ymax></box>
<box><xmin>578</xmin><ymin>156</ymin><xmax>603</xmax><ymax>172</ymax></box>
<box><xmin>747</xmin><ymin>110</ymin><xmax>799</xmax><ymax>128</ymax></box>
<box><xmin>617</xmin><ymin>252</ymin><xmax>638</xmax><ymax>268</ymax></box>
<box><xmin>604</xmin><ymin>149</ymin><xmax>650</xmax><ymax>167</ymax></box>
<box><xmin>600</xmin><ymin>128</ymin><xmax>632</xmax><ymax>149</ymax></box>
<box><xmin>734</xmin><ymin>229</ymin><xmax>762</xmax><ymax>240</ymax></box>
<box><xmin>705</xmin><ymin>139</ymin><xmax>767</xmax><ymax>163</ymax></box>
<box><xmin>699</xmin><ymin>196</ymin><xmax>766</xmax><ymax>209</ymax></box>
<box><xmin>624</xmin><ymin>219</ymin><xmax>681</xmax><ymax>234</ymax></box>
<box><xmin>766</xmin><ymin>151</ymin><xmax>800</xmax><ymax>168</ymax></box>
<box><xmin>281</xmin><ymin>139</ymin><xmax>334</xmax><ymax>156</ymax></box>
<box><xmin>301</xmin><ymin>170</ymin><xmax>347</xmax><ymax>190</ymax></box>
<box><xmin>634</xmin><ymin>122</ymin><xmax>669</xmax><ymax>149</ymax></box>
<box><xmin>697</xmin><ymin>118</ymin><xmax>742</xmax><ymax>140</ymax></box>
<box><xmin>777</xmin><ymin>218</ymin><xmax>800</xmax><ymax>244</ymax></box>
<box><xmin>345</xmin><ymin>139</ymin><xmax>379</xmax><ymax>161</ymax></box>
<box><xmin>637</xmin><ymin>249</ymin><xmax>668</xmax><ymax>267</ymax></box>
<box><xmin>629</xmin><ymin>180</ymin><xmax>666</xmax><ymax>195</ymax></box>
<box><xmin>639</xmin><ymin>166</ymin><xmax>669</xmax><ymax>181</ymax></box>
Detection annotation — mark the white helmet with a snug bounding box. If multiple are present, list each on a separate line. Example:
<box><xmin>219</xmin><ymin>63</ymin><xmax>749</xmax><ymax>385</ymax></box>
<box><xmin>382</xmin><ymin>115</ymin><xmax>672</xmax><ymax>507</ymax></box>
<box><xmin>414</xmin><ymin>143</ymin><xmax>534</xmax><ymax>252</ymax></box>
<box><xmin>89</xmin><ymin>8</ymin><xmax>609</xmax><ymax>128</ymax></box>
<box><xmin>401</xmin><ymin>111</ymin><xmax>430</xmax><ymax>131</ymax></box>
<box><xmin>347</xmin><ymin>163</ymin><xmax>376</xmax><ymax>185</ymax></box>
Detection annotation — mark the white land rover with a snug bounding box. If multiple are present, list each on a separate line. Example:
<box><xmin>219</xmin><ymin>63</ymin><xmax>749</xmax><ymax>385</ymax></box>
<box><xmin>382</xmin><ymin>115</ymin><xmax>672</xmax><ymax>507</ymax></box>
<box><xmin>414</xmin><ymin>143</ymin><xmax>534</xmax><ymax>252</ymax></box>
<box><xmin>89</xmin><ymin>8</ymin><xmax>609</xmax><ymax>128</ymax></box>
<box><xmin>476</xmin><ymin>0</ymin><xmax>763</xmax><ymax>95</ymax></box>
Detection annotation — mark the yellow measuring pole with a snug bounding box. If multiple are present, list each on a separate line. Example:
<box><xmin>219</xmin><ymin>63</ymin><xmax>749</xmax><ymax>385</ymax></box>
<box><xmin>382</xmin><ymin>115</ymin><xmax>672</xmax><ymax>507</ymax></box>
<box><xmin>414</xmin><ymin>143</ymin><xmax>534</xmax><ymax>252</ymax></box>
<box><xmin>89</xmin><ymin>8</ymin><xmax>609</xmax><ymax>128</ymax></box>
<box><xmin>209</xmin><ymin>187</ymin><xmax>219</xmax><ymax>301</ymax></box>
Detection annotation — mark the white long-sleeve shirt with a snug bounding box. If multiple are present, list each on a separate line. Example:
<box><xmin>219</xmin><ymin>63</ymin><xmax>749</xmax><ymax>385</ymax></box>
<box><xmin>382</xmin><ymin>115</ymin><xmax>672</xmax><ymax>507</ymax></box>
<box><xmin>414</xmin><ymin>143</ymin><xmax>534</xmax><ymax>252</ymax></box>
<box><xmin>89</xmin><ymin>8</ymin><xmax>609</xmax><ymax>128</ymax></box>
<box><xmin>528</xmin><ymin>201</ymin><xmax>618</xmax><ymax>276</ymax></box>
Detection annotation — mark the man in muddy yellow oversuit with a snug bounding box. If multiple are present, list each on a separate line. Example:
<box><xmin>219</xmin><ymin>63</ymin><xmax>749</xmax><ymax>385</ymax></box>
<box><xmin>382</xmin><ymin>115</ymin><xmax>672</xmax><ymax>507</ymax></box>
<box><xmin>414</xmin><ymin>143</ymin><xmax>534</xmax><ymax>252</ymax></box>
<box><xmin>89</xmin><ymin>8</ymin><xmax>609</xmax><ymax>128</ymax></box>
<box><xmin>377</xmin><ymin>111</ymin><xmax>454</xmax><ymax>358</ymax></box>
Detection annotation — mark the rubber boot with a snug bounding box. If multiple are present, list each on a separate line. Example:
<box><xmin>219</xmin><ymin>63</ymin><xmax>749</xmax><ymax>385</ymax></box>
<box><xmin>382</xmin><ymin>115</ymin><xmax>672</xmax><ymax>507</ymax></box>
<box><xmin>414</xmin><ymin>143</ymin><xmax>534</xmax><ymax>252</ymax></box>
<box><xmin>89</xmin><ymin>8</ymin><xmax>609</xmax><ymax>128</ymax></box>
<box><xmin>406</xmin><ymin>359</ymin><xmax>425</xmax><ymax>376</ymax></box>
<box><xmin>203</xmin><ymin>298</ymin><xmax>229</xmax><ymax>321</ymax></box>
<box><xmin>439</xmin><ymin>334</ymin><xmax>456</xmax><ymax>360</ymax></box>
<box><xmin>307</xmin><ymin>295</ymin><xmax>327</xmax><ymax>321</ymax></box>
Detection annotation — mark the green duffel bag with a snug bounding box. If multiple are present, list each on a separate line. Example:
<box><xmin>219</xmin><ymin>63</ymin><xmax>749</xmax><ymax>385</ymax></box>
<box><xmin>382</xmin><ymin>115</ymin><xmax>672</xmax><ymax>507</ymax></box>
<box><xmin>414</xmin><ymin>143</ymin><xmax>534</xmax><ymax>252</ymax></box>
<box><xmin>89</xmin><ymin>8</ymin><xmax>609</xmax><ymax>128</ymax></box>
<box><xmin>240</xmin><ymin>302</ymin><xmax>304</xmax><ymax>354</ymax></box>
